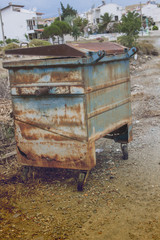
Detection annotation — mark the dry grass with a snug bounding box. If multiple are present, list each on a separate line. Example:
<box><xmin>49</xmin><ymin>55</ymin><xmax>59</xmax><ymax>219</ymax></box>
<box><xmin>137</xmin><ymin>40</ymin><xmax>158</xmax><ymax>55</ymax></box>
<box><xmin>67</xmin><ymin>37</ymin><xmax>109</xmax><ymax>44</ymax></box>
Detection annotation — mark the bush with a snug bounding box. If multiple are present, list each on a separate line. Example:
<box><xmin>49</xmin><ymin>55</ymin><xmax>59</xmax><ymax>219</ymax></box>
<box><xmin>29</xmin><ymin>39</ymin><xmax>51</xmax><ymax>47</ymax></box>
<box><xmin>152</xmin><ymin>25</ymin><xmax>158</xmax><ymax>30</ymax></box>
<box><xmin>3</xmin><ymin>43</ymin><xmax>19</xmax><ymax>50</ymax></box>
<box><xmin>137</xmin><ymin>40</ymin><xmax>158</xmax><ymax>55</ymax></box>
<box><xmin>117</xmin><ymin>35</ymin><xmax>137</xmax><ymax>48</ymax></box>
<box><xmin>6</xmin><ymin>38</ymin><xmax>19</xmax><ymax>44</ymax></box>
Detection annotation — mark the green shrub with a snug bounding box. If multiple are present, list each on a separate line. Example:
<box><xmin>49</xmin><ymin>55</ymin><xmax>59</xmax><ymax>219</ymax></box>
<box><xmin>4</xmin><ymin>43</ymin><xmax>19</xmax><ymax>50</ymax></box>
<box><xmin>29</xmin><ymin>39</ymin><xmax>51</xmax><ymax>47</ymax></box>
<box><xmin>152</xmin><ymin>25</ymin><xmax>158</xmax><ymax>30</ymax></box>
<box><xmin>6</xmin><ymin>38</ymin><xmax>19</xmax><ymax>44</ymax></box>
<box><xmin>117</xmin><ymin>35</ymin><xmax>137</xmax><ymax>48</ymax></box>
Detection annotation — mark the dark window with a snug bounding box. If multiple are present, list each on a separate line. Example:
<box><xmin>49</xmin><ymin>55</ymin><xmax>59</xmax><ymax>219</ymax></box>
<box><xmin>115</xmin><ymin>16</ymin><xmax>118</xmax><ymax>21</ymax></box>
<box><xmin>96</xmin><ymin>18</ymin><xmax>100</xmax><ymax>23</ymax></box>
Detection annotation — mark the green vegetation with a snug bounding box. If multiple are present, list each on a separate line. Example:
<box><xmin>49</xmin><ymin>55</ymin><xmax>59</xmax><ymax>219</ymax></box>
<box><xmin>118</xmin><ymin>11</ymin><xmax>141</xmax><ymax>48</ymax></box>
<box><xmin>6</xmin><ymin>38</ymin><xmax>19</xmax><ymax>44</ymax></box>
<box><xmin>73</xmin><ymin>17</ymin><xmax>88</xmax><ymax>33</ymax></box>
<box><xmin>98</xmin><ymin>12</ymin><xmax>112</xmax><ymax>33</ymax></box>
<box><xmin>29</xmin><ymin>39</ymin><xmax>51</xmax><ymax>47</ymax></box>
<box><xmin>43</xmin><ymin>20</ymin><xmax>71</xmax><ymax>43</ymax></box>
<box><xmin>71</xmin><ymin>16</ymin><xmax>88</xmax><ymax>41</ymax></box>
<box><xmin>71</xmin><ymin>25</ymin><xmax>81</xmax><ymax>41</ymax></box>
<box><xmin>152</xmin><ymin>25</ymin><xmax>158</xmax><ymax>30</ymax></box>
<box><xmin>3</xmin><ymin>43</ymin><xmax>19</xmax><ymax>50</ymax></box>
<box><xmin>60</xmin><ymin>2</ymin><xmax>77</xmax><ymax>20</ymax></box>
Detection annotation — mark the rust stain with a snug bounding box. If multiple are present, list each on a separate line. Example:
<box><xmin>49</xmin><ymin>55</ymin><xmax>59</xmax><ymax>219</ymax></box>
<box><xmin>16</xmin><ymin>121</ymin><xmax>68</xmax><ymax>141</ymax></box>
<box><xmin>50</xmin><ymin>70</ymin><xmax>82</xmax><ymax>82</ymax></box>
<box><xmin>10</xmin><ymin>69</ymin><xmax>82</xmax><ymax>85</ymax></box>
<box><xmin>14</xmin><ymin>103</ymin><xmax>84</xmax><ymax>128</ymax></box>
<box><xmin>16</xmin><ymin>140</ymin><xmax>96</xmax><ymax>170</ymax></box>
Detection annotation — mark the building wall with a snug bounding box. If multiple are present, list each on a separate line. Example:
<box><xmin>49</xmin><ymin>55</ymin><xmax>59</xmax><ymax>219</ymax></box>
<box><xmin>142</xmin><ymin>3</ymin><xmax>160</xmax><ymax>28</ymax></box>
<box><xmin>100</xmin><ymin>3</ymin><xmax>123</xmax><ymax>22</ymax></box>
<box><xmin>83</xmin><ymin>3</ymin><xmax>123</xmax><ymax>26</ymax></box>
<box><xmin>0</xmin><ymin>5</ymin><xmax>37</xmax><ymax>42</ymax></box>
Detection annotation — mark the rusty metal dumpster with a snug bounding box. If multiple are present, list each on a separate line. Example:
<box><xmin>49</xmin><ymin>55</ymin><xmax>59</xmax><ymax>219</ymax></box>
<box><xmin>3</xmin><ymin>42</ymin><xmax>136</xmax><ymax>190</ymax></box>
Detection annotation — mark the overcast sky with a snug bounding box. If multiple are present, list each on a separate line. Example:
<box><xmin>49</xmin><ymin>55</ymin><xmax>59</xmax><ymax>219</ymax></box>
<box><xmin>1</xmin><ymin>0</ymin><xmax>160</xmax><ymax>17</ymax></box>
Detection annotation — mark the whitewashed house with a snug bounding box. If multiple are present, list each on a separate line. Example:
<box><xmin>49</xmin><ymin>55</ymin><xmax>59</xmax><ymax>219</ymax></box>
<box><xmin>142</xmin><ymin>2</ymin><xmax>160</xmax><ymax>28</ymax></box>
<box><xmin>0</xmin><ymin>2</ymin><xmax>43</xmax><ymax>42</ymax></box>
<box><xmin>81</xmin><ymin>1</ymin><xmax>124</xmax><ymax>28</ymax></box>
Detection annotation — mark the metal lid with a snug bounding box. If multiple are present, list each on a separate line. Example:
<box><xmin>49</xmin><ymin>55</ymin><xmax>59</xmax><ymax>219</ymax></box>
<box><xmin>5</xmin><ymin>42</ymin><xmax>126</xmax><ymax>58</ymax></box>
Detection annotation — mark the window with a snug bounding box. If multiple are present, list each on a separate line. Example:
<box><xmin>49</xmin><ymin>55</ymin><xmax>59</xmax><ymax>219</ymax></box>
<box><xmin>13</xmin><ymin>7</ymin><xmax>21</xmax><ymax>12</ymax></box>
<box><xmin>115</xmin><ymin>16</ymin><xmax>118</xmax><ymax>21</ymax></box>
<box><xmin>96</xmin><ymin>18</ymin><xmax>100</xmax><ymax>23</ymax></box>
<box><xmin>27</xmin><ymin>19</ymin><xmax>37</xmax><ymax>30</ymax></box>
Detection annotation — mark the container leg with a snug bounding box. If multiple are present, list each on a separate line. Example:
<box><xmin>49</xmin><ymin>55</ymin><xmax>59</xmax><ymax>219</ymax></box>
<box><xmin>21</xmin><ymin>166</ymin><xmax>30</xmax><ymax>182</ymax></box>
<box><xmin>77</xmin><ymin>170</ymin><xmax>90</xmax><ymax>191</ymax></box>
<box><xmin>121</xmin><ymin>143</ymin><xmax>128</xmax><ymax>160</ymax></box>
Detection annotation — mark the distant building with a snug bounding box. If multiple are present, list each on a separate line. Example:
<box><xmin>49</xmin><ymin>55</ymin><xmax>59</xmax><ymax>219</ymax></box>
<box><xmin>142</xmin><ymin>2</ymin><xmax>160</xmax><ymax>28</ymax></box>
<box><xmin>126</xmin><ymin>1</ymin><xmax>160</xmax><ymax>29</ymax></box>
<box><xmin>0</xmin><ymin>2</ymin><xmax>43</xmax><ymax>42</ymax></box>
<box><xmin>80</xmin><ymin>2</ymin><xmax>124</xmax><ymax>30</ymax></box>
<box><xmin>43</xmin><ymin>17</ymin><xmax>56</xmax><ymax>26</ymax></box>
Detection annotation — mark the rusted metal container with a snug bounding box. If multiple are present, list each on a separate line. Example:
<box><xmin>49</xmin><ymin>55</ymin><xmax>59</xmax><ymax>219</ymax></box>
<box><xmin>3</xmin><ymin>42</ymin><xmax>136</xmax><ymax>190</ymax></box>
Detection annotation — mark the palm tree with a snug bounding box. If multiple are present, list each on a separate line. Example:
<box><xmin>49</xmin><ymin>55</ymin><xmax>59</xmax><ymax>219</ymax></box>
<box><xmin>99</xmin><ymin>12</ymin><xmax>112</xmax><ymax>33</ymax></box>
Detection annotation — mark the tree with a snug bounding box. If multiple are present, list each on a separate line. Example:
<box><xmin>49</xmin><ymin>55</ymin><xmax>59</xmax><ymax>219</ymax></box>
<box><xmin>54</xmin><ymin>20</ymin><xmax>71</xmax><ymax>40</ymax></box>
<box><xmin>60</xmin><ymin>2</ymin><xmax>77</xmax><ymax>20</ymax></box>
<box><xmin>98</xmin><ymin>12</ymin><xmax>112</xmax><ymax>33</ymax></box>
<box><xmin>43</xmin><ymin>23</ymin><xmax>62</xmax><ymax>42</ymax></box>
<box><xmin>118</xmin><ymin>11</ymin><xmax>141</xmax><ymax>47</ymax></box>
<box><xmin>43</xmin><ymin>21</ymin><xmax>71</xmax><ymax>43</ymax></box>
<box><xmin>73</xmin><ymin>17</ymin><xmax>88</xmax><ymax>33</ymax></box>
<box><xmin>71</xmin><ymin>25</ymin><xmax>81</xmax><ymax>41</ymax></box>
<box><xmin>64</xmin><ymin>15</ymin><xmax>75</xmax><ymax>26</ymax></box>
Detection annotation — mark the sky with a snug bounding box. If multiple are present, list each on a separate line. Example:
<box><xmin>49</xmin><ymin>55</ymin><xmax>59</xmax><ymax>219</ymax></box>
<box><xmin>1</xmin><ymin>0</ymin><xmax>160</xmax><ymax>18</ymax></box>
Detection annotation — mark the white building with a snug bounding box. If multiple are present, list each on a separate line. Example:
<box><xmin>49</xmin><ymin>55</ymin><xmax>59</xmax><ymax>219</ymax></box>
<box><xmin>81</xmin><ymin>2</ymin><xmax>124</xmax><ymax>28</ymax></box>
<box><xmin>142</xmin><ymin>2</ymin><xmax>160</xmax><ymax>28</ymax></box>
<box><xmin>0</xmin><ymin>2</ymin><xmax>42</xmax><ymax>42</ymax></box>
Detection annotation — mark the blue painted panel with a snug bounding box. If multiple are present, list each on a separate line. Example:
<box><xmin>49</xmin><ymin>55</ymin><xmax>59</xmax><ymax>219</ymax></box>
<box><xmin>87</xmin><ymin>82</ymin><xmax>130</xmax><ymax>115</ymax></box>
<box><xmin>10</xmin><ymin>66</ymin><xmax>83</xmax><ymax>85</ymax></box>
<box><xmin>88</xmin><ymin>102</ymin><xmax>132</xmax><ymax>139</ymax></box>
<box><xmin>84</xmin><ymin>60</ymin><xmax>130</xmax><ymax>88</ymax></box>
<box><xmin>13</xmin><ymin>95</ymin><xmax>87</xmax><ymax>139</ymax></box>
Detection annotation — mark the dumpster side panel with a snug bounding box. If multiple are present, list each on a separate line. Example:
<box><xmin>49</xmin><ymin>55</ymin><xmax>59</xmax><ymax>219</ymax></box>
<box><xmin>84</xmin><ymin>60</ymin><xmax>130</xmax><ymax>91</ymax></box>
<box><xmin>88</xmin><ymin>103</ymin><xmax>132</xmax><ymax>141</ymax></box>
<box><xmin>12</xmin><ymin>95</ymin><xmax>87</xmax><ymax>140</ymax></box>
<box><xmin>9</xmin><ymin>66</ymin><xmax>83</xmax><ymax>85</ymax></box>
<box><xmin>85</xmin><ymin>59</ymin><xmax>132</xmax><ymax>141</ymax></box>
<box><xmin>15</xmin><ymin>121</ymin><xmax>96</xmax><ymax>170</ymax></box>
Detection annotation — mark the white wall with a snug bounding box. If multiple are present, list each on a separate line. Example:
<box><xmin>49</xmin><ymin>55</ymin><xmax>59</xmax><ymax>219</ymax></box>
<box><xmin>142</xmin><ymin>4</ymin><xmax>160</xmax><ymax>28</ymax></box>
<box><xmin>100</xmin><ymin>3</ymin><xmax>123</xmax><ymax>22</ymax></box>
<box><xmin>0</xmin><ymin>6</ymin><xmax>37</xmax><ymax>42</ymax></box>
<box><xmin>84</xmin><ymin>3</ymin><xmax>124</xmax><ymax>26</ymax></box>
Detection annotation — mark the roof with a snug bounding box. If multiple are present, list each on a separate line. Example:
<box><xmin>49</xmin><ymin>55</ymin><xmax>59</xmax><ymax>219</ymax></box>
<box><xmin>34</xmin><ymin>29</ymin><xmax>44</xmax><ymax>32</ymax></box>
<box><xmin>1</xmin><ymin>3</ymin><xmax>24</xmax><ymax>11</ymax></box>
<box><xmin>125</xmin><ymin>4</ymin><xmax>146</xmax><ymax>12</ymax></box>
<box><xmin>36</xmin><ymin>12</ymin><xmax>44</xmax><ymax>15</ymax></box>
<box><xmin>43</xmin><ymin>17</ymin><xmax>56</xmax><ymax>22</ymax></box>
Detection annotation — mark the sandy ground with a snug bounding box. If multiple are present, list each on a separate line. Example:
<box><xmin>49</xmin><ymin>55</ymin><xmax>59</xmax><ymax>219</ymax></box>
<box><xmin>0</xmin><ymin>55</ymin><xmax>160</xmax><ymax>240</ymax></box>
